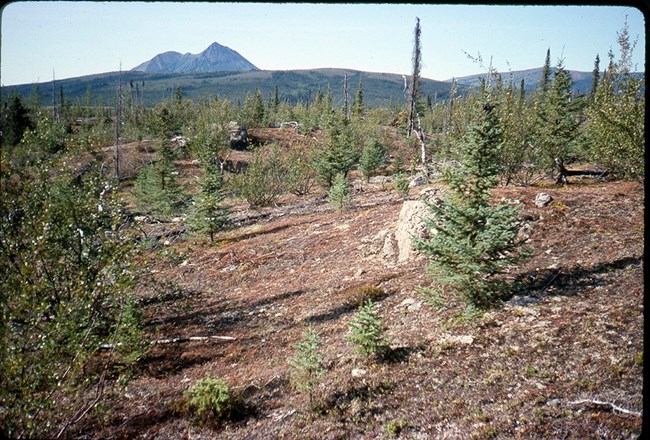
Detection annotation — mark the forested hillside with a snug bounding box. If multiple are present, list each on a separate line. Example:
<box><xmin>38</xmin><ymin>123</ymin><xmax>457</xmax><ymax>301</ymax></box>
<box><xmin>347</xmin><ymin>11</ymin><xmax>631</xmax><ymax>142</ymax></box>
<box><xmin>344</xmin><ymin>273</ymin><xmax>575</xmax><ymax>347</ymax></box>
<box><xmin>1</xmin><ymin>68</ymin><xmax>466</xmax><ymax>109</ymax></box>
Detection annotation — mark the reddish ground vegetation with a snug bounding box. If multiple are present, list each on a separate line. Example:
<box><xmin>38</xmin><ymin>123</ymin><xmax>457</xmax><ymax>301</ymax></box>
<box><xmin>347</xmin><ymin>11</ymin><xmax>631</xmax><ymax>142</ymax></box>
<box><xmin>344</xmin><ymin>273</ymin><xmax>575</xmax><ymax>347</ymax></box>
<box><xmin>68</xmin><ymin>171</ymin><xmax>644</xmax><ymax>439</ymax></box>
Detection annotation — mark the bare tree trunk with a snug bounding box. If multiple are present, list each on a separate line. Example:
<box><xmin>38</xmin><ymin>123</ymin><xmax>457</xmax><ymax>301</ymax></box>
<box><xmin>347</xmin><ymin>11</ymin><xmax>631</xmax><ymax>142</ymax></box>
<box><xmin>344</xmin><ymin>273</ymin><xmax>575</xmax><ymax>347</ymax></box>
<box><xmin>114</xmin><ymin>64</ymin><xmax>122</xmax><ymax>181</ymax></box>
<box><xmin>406</xmin><ymin>17</ymin><xmax>421</xmax><ymax>137</ymax></box>
<box><xmin>343</xmin><ymin>73</ymin><xmax>350</xmax><ymax>121</ymax></box>
<box><xmin>52</xmin><ymin>70</ymin><xmax>59</xmax><ymax>122</ymax></box>
<box><xmin>414</xmin><ymin>114</ymin><xmax>427</xmax><ymax>176</ymax></box>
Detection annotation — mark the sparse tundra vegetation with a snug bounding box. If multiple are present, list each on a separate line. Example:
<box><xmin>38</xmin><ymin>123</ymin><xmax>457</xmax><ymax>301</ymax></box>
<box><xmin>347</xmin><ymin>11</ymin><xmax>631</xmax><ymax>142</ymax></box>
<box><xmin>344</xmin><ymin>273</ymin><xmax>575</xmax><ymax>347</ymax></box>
<box><xmin>0</xmin><ymin>18</ymin><xmax>644</xmax><ymax>439</ymax></box>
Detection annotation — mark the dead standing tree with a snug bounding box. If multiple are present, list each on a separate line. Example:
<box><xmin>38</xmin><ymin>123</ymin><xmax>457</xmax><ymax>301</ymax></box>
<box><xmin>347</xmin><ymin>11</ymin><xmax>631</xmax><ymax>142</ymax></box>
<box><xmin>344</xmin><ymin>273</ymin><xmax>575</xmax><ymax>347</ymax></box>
<box><xmin>114</xmin><ymin>64</ymin><xmax>123</xmax><ymax>180</ymax></box>
<box><xmin>404</xmin><ymin>17</ymin><xmax>428</xmax><ymax>177</ymax></box>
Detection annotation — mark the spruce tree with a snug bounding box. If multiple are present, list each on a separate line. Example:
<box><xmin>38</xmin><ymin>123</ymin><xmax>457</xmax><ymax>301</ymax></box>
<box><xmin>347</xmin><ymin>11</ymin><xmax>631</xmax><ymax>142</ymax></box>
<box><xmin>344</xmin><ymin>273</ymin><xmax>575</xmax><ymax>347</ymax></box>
<box><xmin>133</xmin><ymin>105</ymin><xmax>186</xmax><ymax>218</ymax></box>
<box><xmin>190</xmin><ymin>151</ymin><xmax>229</xmax><ymax>242</ymax></box>
<box><xmin>534</xmin><ymin>60</ymin><xmax>581</xmax><ymax>176</ymax></box>
<box><xmin>540</xmin><ymin>48</ymin><xmax>552</xmax><ymax>92</ymax></box>
<box><xmin>314</xmin><ymin>110</ymin><xmax>358</xmax><ymax>187</ymax></box>
<box><xmin>352</xmin><ymin>79</ymin><xmax>364</xmax><ymax>117</ymax></box>
<box><xmin>2</xmin><ymin>96</ymin><xmax>33</xmax><ymax>148</ymax></box>
<box><xmin>288</xmin><ymin>326</ymin><xmax>326</xmax><ymax>409</ymax></box>
<box><xmin>590</xmin><ymin>54</ymin><xmax>601</xmax><ymax>98</ymax></box>
<box><xmin>328</xmin><ymin>172</ymin><xmax>351</xmax><ymax>212</ymax></box>
<box><xmin>346</xmin><ymin>300</ymin><xmax>389</xmax><ymax>360</ymax></box>
<box><xmin>359</xmin><ymin>138</ymin><xmax>387</xmax><ymax>182</ymax></box>
<box><xmin>415</xmin><ymin>91</ymin><xmax>529</xmax><ymax>309</ymax></box>
<box><xmin>406</xmin><ymin>17</ymin><xmax>422</xmax><ymax>136</ymax></box>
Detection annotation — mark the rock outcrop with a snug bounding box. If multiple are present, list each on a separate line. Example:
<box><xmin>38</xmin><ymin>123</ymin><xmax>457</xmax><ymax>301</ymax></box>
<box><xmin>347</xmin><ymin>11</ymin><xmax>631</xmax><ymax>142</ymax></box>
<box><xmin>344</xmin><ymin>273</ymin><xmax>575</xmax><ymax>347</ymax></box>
<box><xmin>364</xmin><ymin>189</ymin><xmax>441</xmax><ymax>264</ymax></box>
<box><xmin>227</xmin><ymin>121</ymin><xmax>248</xmax><ymax>150</ymax></box>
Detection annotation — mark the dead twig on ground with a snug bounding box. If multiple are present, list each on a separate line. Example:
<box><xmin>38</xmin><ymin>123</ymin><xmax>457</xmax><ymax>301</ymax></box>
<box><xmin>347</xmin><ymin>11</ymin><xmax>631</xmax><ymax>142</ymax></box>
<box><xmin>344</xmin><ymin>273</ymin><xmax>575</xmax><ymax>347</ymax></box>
<box><xmin>99</xmin><ymin>335</ymin><xmax>236</xmax><ymax>349</ymax></box>
<box><xmin>568</xmin><ymin>399</ymin><xmax>642</xmax><ymax>417</ymax></box>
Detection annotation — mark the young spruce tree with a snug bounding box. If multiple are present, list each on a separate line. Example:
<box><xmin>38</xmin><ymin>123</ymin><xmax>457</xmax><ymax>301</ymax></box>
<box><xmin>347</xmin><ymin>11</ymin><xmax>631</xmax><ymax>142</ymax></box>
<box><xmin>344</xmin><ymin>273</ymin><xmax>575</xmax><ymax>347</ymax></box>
<box><xmin>190</xmin><ymin>149</ymin><xmax>229</xmax><ymax>242</ymax></box>
<box><xmin>287</xmin><ymin>326</ymin><xmax>326</xmax><ymax>409</ymax></box>
<box><xmin>133</xmin><ymin>105</ymin><xmax>186</xmax><ymax>218</ymax></box>
<box><xmin>415</xmin><ymin>89</ymin><xmax>529</xmax><ymax>309</ymax></box>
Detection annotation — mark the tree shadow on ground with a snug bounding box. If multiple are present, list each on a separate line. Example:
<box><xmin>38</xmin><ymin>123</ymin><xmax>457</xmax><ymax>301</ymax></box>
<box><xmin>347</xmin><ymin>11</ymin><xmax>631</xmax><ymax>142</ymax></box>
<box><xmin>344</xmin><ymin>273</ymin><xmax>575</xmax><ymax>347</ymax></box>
<box><xmin>508</xmin><ymin>254</ymin><xmax>643</xmax><ymax>302</ymax></box>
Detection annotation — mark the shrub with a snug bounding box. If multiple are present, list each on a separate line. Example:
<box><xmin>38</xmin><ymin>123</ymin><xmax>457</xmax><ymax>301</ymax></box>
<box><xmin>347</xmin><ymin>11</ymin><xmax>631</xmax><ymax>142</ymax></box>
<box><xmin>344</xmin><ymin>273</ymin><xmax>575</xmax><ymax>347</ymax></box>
<box><xmin>346</xmin><ymin>300</ymin><xmax>389</xmax><ymax>360</ymax></box>
<box><xmin>359</xmin><ymin>138</ymin><xmax>387</xmax><ymax>182</ymax></box>
<box><xmin>342</xmin><ymin>285</ymin><xmax>386</xmax><ymax>308</ymax></box>
<box><xmin>328</xmin><ymin>172</ymin><xmax>351</xmax><ymax>212</ymax></box>
<box><xmin>287</xmin><ymin>326</ymin><xmax>326</xmax><ymax>409</ymax></box>
<box><xmin>0</xmin><ymin>164</ymin><xmax>142</xmax><ymax>438</ymax></box>
<box><xmin>284</xmin><ymin>144</ymin><xmax>318</xmax><ymax>196</ymax></box>
<box><xmin>585</xmin><ymin>20</ymin><xmax>644</xmax><ymax>180</ymax></box>
<box><xmin>185</xmin><ymin>377</ymin><xmax>234</xmax><ymax>421</ymax></box>
<box><xmin>394</xmin><ymin>172</ymin><xmax>410</xmax><ymax>198</ymax></box>
<box><xmin>229</xmin><ymin>144</ymin><xmax>285</xmax><ymax>208</ymax></box>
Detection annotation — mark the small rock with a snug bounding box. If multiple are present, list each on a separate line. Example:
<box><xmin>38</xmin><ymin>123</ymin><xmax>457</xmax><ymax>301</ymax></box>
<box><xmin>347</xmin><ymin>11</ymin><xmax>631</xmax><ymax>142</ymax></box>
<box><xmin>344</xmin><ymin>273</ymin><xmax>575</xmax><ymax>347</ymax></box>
<box><xmin>351</xmin><ymin>368</ymin><xmax>367</xmax><ymax>378</ymax></box>
<box><xmin>400</xmin><ymin>298</ymin><xmax>417</xmax><ymax>307</ymax></box>
<box><xmin>442</xmin><ymin>335</ymin><xmax>474</xmax><ymax>345</ymax></box>
<box><xmin>419</xmin><ymin>188</ymin><xmax>440</xmax><ymax>201</ymax></box>
<box><xmin>408</xmin><ymin>301</ymin><xmax>422</xmax><ymax>312</ymax></box>
<box><xmin>534</xmin><ymin>192</ymin><xmax>553</xmax><ymax>208</ymax></box>
<box><xmin>501</xmin><ymin>197</ymin><xmax>523</xmax><ymax>205</ymax></box>
<box><xmin>369</xmin><ymin>176</ymin><xmax>393</xmax><ymax>184</ymax></box>
<box><xmin>409</xmin><ymin>175</ymin><xmax>426</xmax><ymax>188</ymax></box>
<box><xmin>400</xmin><ymin>298</ymin><xmax>422</xmax><ymax>311</ymax></box>
<box><xmin>547</xmin><ymin>398</ymin><xmax>561</xmax><ymax>407</ymax></box>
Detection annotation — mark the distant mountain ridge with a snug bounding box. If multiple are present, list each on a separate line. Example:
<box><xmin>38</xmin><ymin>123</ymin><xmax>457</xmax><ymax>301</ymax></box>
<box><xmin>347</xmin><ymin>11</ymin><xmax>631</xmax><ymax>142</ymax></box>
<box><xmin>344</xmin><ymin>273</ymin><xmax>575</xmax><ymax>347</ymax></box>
<box><xmin>3</xmin><ymin>63</ymin><xmax>643</xmax><ymax>110</ymax></box>
<box><xmin>131</xmin><ymin>42</ymin><xmax>259</xmax><ymax>74</ymax></box>
<box><xmin>448</xmin><ymin>67</ymin><xmax>644</xmax><ymax>94</ymax></box>
<box><xmin>3</xmin><ymin>68</ymin><xmax>463</xmax><ymax>108</ymax></box>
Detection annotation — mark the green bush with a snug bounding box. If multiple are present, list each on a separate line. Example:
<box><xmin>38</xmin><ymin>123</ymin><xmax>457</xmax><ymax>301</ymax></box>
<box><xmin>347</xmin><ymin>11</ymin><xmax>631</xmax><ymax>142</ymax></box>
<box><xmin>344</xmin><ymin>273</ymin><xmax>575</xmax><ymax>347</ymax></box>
<box><xmin>345</xmin><ymin>300</ymin><xmax>389</xmax><ymax>360</ymax></box>
<box><xmin>394</xmin><ymin>172</ymin><xmax>410</xmax><ymax>198</ymax></box>
<box><xmin>229</xmin><ymin>144</ymin><xmax>285</xmax><ymax>208</ymax></box>
<box><xmin>284</xmin><ymin>144</ymin><xmax>318</xmax><ymax>196</ymax></box>
<box><xmin>185</xmin><ymin>377</ymin><xmax>234</xmax><ymax>421</ymax></box>
<box><xmin>0</xmin><ymin>164</ymin><xmax>142</xmax><ymax>438</ymax></box>
<box><xmin>359</xmin><ymin>138</ymin><xmax>387</xmax><ymax>182</ymax></box>
<box><xmin>328</xmin><ymin>172</ymin><xmax>351</xmax><ymax>212</ymax></box>
<box><xmin>287</xmin><ymin>326</ymin><xmax>326</xmax><ymax>409</ymax></box>
<box><xmin>585</xmin><ymin>20</ymin><xmax>644</xmax><ymax>180</ymax></box>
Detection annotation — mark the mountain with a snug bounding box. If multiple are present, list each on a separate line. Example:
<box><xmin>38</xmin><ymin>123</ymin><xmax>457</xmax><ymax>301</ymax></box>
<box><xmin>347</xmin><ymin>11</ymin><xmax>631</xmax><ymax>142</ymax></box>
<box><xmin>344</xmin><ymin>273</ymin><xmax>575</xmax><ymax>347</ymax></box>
<box><xmin>448</xmin><ymin>67</ymin><xmax>644</xmax><ymax>95</ymax></box>
<box><xmin>131</xmin><ymin>42</ymin><xmax>259</xmax><ymax>74</ymax></box>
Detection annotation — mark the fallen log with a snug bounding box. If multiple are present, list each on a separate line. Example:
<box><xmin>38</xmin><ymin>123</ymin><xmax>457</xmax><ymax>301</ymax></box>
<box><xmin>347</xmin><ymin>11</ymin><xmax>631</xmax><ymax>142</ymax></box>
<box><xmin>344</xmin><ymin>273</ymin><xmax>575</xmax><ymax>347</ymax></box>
<box><xmin>555</xmin><ymin>158</ymin><xmax>609</xmax><ymax>185</ymax></box>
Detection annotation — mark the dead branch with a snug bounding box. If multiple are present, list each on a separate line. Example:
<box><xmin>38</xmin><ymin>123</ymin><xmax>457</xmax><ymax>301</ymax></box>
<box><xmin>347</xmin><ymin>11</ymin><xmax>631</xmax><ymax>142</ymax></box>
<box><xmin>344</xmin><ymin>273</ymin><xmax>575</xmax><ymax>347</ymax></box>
<box><xmin>279</xmin><ymin>121</ymin><xmax>299</xmax><ymax>129</ymax></box>
<box><xmin>151</xmin><ymin>335</ymin><xmax>236</xmax><ymax>344</ymax></box>
<box><xmin>568</xmin><ymin>399</ymin><xmax>642</xmax><ymax>417</ymax></box>
<box><xmin>99</xmin><ymin>335</ymin><xmax>235</xmax><ymax>349</ymax></box>
<box><xmin>540</xmin><ymin>271</ymin><xmax>560</xmax><ymax>293</ymax></box>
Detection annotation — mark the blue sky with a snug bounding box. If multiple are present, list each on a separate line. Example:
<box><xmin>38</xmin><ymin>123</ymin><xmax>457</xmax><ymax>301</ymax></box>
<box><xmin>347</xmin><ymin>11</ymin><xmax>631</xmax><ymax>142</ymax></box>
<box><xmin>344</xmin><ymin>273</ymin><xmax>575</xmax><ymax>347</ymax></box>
<box><xmin>0</xmin><ymin>2</ymin><xmax>646</xmax><ymax>86</ymax></box>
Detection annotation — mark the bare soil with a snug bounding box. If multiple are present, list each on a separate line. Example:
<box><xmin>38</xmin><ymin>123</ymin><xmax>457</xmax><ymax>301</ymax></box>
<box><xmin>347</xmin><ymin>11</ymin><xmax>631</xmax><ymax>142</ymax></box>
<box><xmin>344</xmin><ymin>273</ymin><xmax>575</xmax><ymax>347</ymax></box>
<box><xmin>71</xmin><ymin>136</ymin><xmax>643</xmax><ymax>439</ymax></box>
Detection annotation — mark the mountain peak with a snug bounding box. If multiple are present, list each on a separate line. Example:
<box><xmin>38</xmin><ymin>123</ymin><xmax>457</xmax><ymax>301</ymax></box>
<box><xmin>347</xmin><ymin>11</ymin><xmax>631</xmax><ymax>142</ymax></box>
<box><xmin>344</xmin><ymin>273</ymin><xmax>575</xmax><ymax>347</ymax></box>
<box><xmin>205</xmin><ymin>42</ymin><xmax>226</xmax><ymax>50</ymax></box>
<box><xmin>132</xmin><ymin>42</ymin><xmax>258</xmax><ymax>74</ymax></box>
